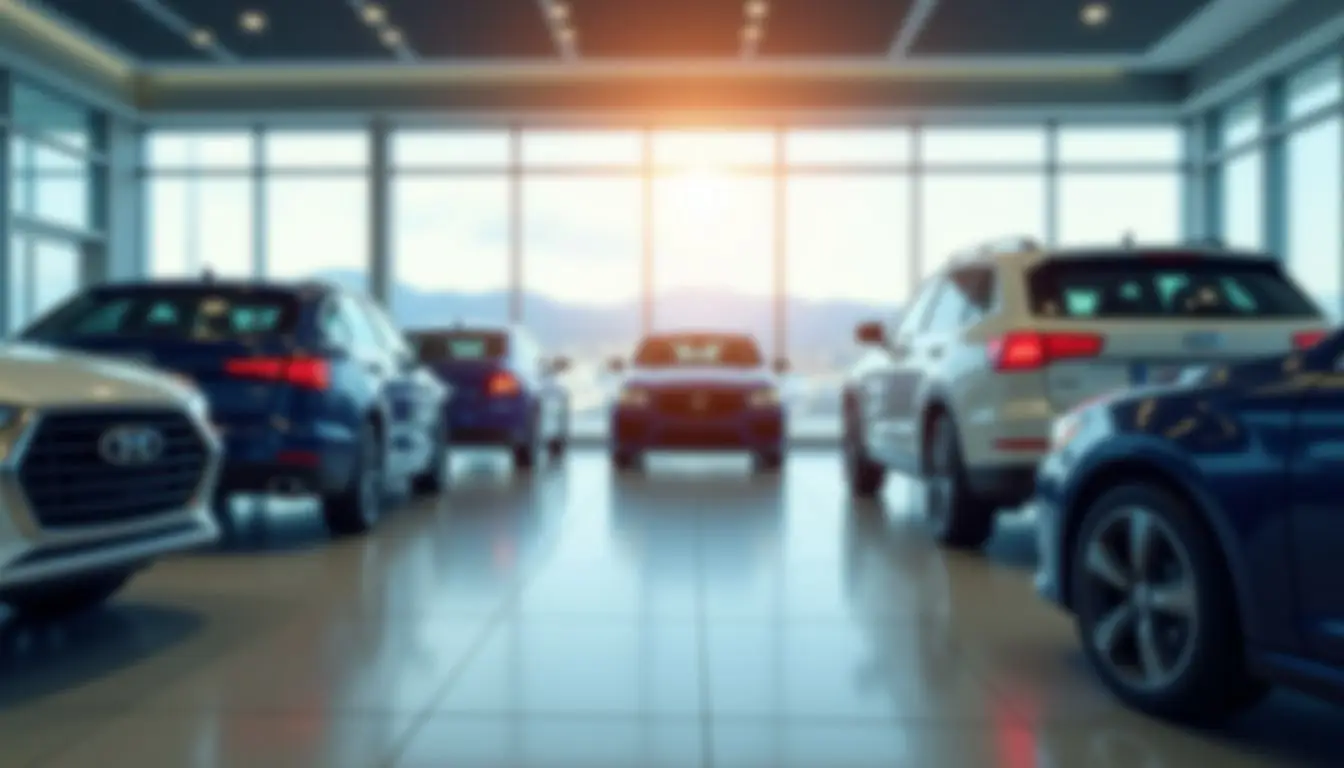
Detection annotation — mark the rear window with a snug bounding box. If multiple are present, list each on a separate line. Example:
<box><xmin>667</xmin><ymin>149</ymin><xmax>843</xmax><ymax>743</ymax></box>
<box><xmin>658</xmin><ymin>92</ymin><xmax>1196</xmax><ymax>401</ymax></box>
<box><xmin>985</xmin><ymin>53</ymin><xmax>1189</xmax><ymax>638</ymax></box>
<box><xmin>1026</xmin><ymin>255</ymin><xmax>1322</xmax><ymax>320</ymax></box>
<box><xmin>21</xmin><ymin>288</ymin><xmax>299</xmax><ymax>341</ymax></box>
<box><xmin>412</xmin><ymin>331</ymin><xmax>509</xmax><ymax>362</ymax></box>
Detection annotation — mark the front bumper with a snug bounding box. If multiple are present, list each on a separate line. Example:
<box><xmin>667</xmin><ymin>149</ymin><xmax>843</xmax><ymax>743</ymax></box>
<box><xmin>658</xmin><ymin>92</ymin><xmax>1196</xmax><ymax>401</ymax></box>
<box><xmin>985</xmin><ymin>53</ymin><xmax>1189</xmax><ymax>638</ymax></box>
<box><xmin>0</xmin><ymin>403</ymin><xmax>223</xmax><ymax>591</ymax></box>
<box><xmin>611</xmin><ymin>405</ymin><xmax>785</xmax><ymax>452</ymax></box>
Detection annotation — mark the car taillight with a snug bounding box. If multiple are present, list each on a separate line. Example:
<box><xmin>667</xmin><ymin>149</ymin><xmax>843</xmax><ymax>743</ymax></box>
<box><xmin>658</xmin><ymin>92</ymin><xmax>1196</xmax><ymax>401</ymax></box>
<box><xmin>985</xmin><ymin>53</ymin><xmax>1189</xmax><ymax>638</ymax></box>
<box><xmin>1292</xmin><ymin>330</ymin><xmax>1329</xmax><ymax>350</ymax></box>
<box><xmin>225</xmin><ymin>356</ymin><xmax>330</xmax><ymax>390</ymax></box>
<box><xmin>487</xmin><ymin>371</ymin><xmax>521</xmax><ymax>397</ymax></box>
<box><xmin>987</xmin><ymin>331</ymin><xmax>1105</xmax><ymax>372</ymax></box>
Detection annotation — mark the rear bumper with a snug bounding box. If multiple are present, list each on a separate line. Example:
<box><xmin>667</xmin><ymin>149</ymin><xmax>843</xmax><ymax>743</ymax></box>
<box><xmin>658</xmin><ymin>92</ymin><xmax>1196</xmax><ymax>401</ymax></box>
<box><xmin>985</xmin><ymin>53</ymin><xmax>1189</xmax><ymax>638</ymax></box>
<box><xmin>446</xmin><ymin>398</ymin><xmax>531</xmax><ymax>446</ymax></box>
<box><xmin>611</xmin><ymin>406</ymin><xmax>785</xmax><ymax>453</ymax></box>
<box><xmin>213</xmin><ymin>423</ymin><xmax>357</xmax><ymax>497</ymax></box>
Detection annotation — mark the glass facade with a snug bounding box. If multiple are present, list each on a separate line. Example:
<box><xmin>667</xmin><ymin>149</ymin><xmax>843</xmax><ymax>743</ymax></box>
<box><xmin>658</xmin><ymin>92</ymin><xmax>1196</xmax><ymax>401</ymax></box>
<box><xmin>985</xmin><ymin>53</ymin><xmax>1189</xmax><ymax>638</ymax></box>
<box><xmin>5</xmin><ymin>78</ymin><xmax>107</xmax><ymax>331</ymax></box>
<box><xmin>1196</xmin><ymin>52</ymin><xmax>1344</xmax><ymax>320</ymax></box>
<box><xmin>138</xmin><ymin>122</ymin><xmax>1184</xmax><ymax>439</ymax></box>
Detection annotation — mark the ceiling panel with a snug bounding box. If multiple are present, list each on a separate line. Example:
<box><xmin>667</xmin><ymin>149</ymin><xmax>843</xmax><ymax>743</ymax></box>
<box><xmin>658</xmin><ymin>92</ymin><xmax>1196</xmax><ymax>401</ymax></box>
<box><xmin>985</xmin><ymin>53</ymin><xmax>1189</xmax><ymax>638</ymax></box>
<box><xmin>29</xmin><ymin>0</ymin><xmax>209</xmax><ymax>60</ymax></box>
<box><xmin>761</xmin><ymin>0</ymin><xmax>913</xmax><ymax>56</ymax></box>
<box><xmin>571</xmin><ymin>0</ymin><xmax>741</xmax><ymax>57</ymax></box>
<box><xmin>165</xmin><ymin>0</ymin><xmax>391</xmax><ymax>60</ymax></box>
<box><xmin>911</xmin><ymin>0</ymin><xmax>1215</xmax><ymax>55</ymax></box>
<box><xmin>389</xmin><ymin>0</ymin><xmax>558</xmax><ymax>58</ymax></box>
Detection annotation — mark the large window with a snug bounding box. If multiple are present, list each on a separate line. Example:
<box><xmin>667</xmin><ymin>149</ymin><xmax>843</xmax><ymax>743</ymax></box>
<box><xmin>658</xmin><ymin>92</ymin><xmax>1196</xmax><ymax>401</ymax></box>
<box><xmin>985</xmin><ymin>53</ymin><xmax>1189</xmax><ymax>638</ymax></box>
<box><xmin>1287</xmin><ymin>118</ymin><xmax>1343</xmax><ymax>319</ymax></box>
<box><xmin>523</xmin><ymin>131</ymin><xmax>642</xmax><ymax>168</ymax></box>
<box><xmin>1057</xmin><ymin>126</ymin><xmax>1182</xmax><ymax>165</ymax></box>
<box><xmin>264</xmin><ymin>130</ymin><xmax>368</xmax><ymax>170</ymax></box>
<box><xmin>921</xmin><ymin>126</ymin><xmax>1046</xmax><ymax>166</ymax></box>
<box><xmin>10</xmin><ymin>137</ymin><xmax>90</xmax><ymax>230</ymax></box>
<box><xmin>786</xmin><ymin>176</ymin><xmax>910</xmax><ymax>439</ymax></box>
<box><xmin>1057</xmin><ymin>174</ymin><xmax>1181</xmax><ymax>245</ymax></box>
<box><xmin>652</xmin><ymin>172</ymin><xmax>774</xmax><ymax>353</ymax></box>
<box><xmin>147</xmin><ymin>131</ymin><xmax>254</xmax><ymax>170</ymax></box>
<box><xmin>12</xmin><ymin>81</ymin><xmax>91</xmax><ymax>152</ymax></box>
<box><xmin>392</xmin><ymin>130</ymin><xmax>510</xmax><ymax>169</ymax></box>
<box><xmin>523</xmin><ymin>177</ymin><xmax>642</xmax><ymax>438</ymax></box>
<box><xmin>147</xmin><ymin>178</ymin><xmax>254</xmax><ymax>278</ymax></box>
<box><xmin>8</xmin><ymin>234</ymin><xmax>83</xmax><ymax>328</ymax></box>
<box><xmin>1288</xmin><ymin>56</ymin><xmax>1342</xmax><ymax>121</ymax></box>
<box><xmin>1222</xmin><ymin>151</ymin><xmax>1263</xmax><ymax>250</ymax></box>
<box><xmin>391</xmin><ymin>177</ymin><xmax>510</xmax><ymax>327</ymax></box>
<box><xmin>266</xmin><ymin>177</ymin><xmax>369</xmax><ymax>289</ymax></box>
<box><xmin>921</xmin><ymin>174</ymin><xmax>1046</xmax><ymax>274</ymax></box>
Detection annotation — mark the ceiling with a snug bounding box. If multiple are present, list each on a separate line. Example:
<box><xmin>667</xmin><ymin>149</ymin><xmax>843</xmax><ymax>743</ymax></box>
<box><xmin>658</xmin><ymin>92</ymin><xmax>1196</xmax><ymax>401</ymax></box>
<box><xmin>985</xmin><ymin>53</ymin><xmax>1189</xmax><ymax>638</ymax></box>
<box><xmin>22</xmin><ymin>0</ymin><xmax>1218</xmax><ymax>64</ymax></box>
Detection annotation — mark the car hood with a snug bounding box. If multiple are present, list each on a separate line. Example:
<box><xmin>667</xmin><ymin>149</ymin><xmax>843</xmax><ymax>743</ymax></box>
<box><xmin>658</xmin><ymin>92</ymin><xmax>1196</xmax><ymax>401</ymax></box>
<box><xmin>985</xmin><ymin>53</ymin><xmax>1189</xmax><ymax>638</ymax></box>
<box><xmin>0</xmin><ymin>343</ymin><xmax>196</xmax><ymax>407</ymax></box>
<box><xmin>622</xmin><ymin>367</ymin><xmax>776</xmax><ymax>389</ymax></box>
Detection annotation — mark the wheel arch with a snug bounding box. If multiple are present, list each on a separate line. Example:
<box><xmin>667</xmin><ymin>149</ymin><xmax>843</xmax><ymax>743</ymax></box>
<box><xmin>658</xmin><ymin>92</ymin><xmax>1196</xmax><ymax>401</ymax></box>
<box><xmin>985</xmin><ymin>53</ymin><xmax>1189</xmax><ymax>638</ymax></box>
<box><xmin>1059</xmin><ymin>456</ymin><xmax>1257</xmax><ymax>644</ymax></box>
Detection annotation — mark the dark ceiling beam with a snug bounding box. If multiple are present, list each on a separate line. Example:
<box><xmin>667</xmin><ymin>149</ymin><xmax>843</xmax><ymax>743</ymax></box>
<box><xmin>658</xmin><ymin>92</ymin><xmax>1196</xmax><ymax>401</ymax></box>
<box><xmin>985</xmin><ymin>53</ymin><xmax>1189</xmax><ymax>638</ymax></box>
<box><xmin>888</xmin><ymin>0</ymin><xmax>940</xmax><ymax>57</ymax></box>
<box><xmin>344</xmin><ymin>0</ymin><xmax>418</xmax><ymax>60</ymax></box>
<box><xmin>533</xmin><ymin>0</ymin><xmax>579</xmax><ymax>59</ymax></box>
<box><xmin>122</xmin><ymin>0</ymin><xmax>236</xmax><ymax>62</ymax></box>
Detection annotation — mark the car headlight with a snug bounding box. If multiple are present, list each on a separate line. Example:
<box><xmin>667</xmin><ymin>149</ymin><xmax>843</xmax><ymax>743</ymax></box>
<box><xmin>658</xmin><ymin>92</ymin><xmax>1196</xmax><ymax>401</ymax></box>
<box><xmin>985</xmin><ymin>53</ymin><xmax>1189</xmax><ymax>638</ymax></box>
<box><xmin>748</xmin><ymin>387</ymin><xmax>780</xmax><ymax>407</ymax></box>
<box><xmin>619</xmin><ymin>387</ymin><xmax>650</xmax><ymax>407</ymax></box>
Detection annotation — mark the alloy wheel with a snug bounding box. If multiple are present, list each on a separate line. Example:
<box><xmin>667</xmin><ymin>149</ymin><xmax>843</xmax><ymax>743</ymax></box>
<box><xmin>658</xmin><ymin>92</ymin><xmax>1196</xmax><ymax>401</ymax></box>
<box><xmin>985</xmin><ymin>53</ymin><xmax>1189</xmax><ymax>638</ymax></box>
<box><xmin>1080</xmin><ymin>505</ymin><xmax>1199</xmax><ymax>692</ymax></box>
<box><xmin>359</xmin><ymin>437</ymin><xmax>383</xmax><ymax>527</ymax></box>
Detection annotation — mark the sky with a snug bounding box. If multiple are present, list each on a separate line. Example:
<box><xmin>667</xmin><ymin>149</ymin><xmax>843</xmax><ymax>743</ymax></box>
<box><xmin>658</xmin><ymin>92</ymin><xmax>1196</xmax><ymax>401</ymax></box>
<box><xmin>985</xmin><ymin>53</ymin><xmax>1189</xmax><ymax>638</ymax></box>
<box><xmin>141</xmin><ymin>125</ymin><xmax>1193</xmax><ymax>313</ymax></box>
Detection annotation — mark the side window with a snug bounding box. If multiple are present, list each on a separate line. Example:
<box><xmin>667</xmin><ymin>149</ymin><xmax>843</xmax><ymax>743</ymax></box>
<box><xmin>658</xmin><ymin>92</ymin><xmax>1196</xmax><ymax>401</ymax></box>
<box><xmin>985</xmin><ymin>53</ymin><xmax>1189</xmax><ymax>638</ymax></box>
<box><xmin>359</xmin><ymin>298</ymin><xmax>412</xmax><ymax>357</ymax></box>
<box><xmin>317</xmin><ymin>300</ymin><xmax>355</xmax><ymax>349</ymax></box>
<box><xmin>896</xmin><ymin>280</ymin><xmax>944</xmax><ymax>337</ymax></box>
<box><xmin>337</xmin><ymin>295</ymin><xmax>381</xmax><ymax>351</ymax></box>
<box><xmin>924</xmin><ymin>279</ymin><xmax>972</xmax><ymax>333</ymax></box>
<box><xmin>950</xmin><ymin>266</ymin><xmax>996</xmax><ymax>322</ymax></box>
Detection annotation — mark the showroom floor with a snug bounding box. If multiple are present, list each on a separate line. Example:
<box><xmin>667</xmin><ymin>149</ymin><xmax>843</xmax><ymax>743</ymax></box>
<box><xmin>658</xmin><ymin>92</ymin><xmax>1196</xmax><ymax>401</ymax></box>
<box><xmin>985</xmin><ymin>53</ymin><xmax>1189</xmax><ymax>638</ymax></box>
<box><xmin>0</xmin><ymin>450</ymin><xmax>1339</xmax><ymax>767</ymax></box>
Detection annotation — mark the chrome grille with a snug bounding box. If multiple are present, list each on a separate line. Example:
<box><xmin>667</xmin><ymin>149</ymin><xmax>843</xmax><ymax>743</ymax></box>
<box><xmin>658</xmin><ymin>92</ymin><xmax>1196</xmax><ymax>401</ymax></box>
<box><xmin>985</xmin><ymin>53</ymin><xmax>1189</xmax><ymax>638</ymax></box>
<box><xmin>651</xmin><ymin>388</ymin><xmax>748</xmax><ymax>418</ymax></box>
<box><xmin>17</xmin><ymin>409</ymin><xmax>208</xmax><ymax>530</ymax></box>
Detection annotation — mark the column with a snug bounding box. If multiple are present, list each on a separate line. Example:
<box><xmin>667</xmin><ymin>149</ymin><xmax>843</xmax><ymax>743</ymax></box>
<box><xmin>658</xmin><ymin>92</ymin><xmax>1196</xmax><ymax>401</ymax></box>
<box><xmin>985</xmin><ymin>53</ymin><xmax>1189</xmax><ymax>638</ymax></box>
<box><xmin>1262</xmin><ymin>79</ymin><xmax>1288</xmax><ymax>257</ymax></box>
<box><xmin>102</xmin><ymin>114</ymin><xmax>144</xmax><ymax>281</ymax></box>
<box><xmin>1044</xmin><ymin>119</ymin><xmax>1059</xmax><ymax>247</ymax></box>
<box><xmin>368</xmin><ymin>119</ymin><xmax>391</xmax><ymax>305</ymax></box>
<box><xmin>508</xmin><ymin>126</ymin><xmax>523</xmax><ymax>322</ymax></box>
<box><xmin>772</xmin><ymin>127</ymin><xmax>786</xmax><ymax>361</ymax></box>
<box><xmin>251</xmin><ymin>124</ymin><xmax>266</xmax><ymax>277</ymax></box>
<box><xmin>0</xmin><ymin>69</ymin><xmax>11</xmax><ymax>335</ymax></box>
<box><xmin>640</xmin><ymin>128</ymin><xmax>653</xmax><ymax>335</ymax></box>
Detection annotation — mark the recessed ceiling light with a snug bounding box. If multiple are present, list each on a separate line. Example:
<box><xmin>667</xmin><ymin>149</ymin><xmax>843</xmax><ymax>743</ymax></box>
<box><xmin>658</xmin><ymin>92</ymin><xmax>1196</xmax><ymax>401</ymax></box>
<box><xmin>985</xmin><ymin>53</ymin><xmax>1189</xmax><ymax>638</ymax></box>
<box><xmin>1080</xmin><ymin>1</ymin><xmax>1110</xmax><ymax>27</ymax></box>
<box><xmin>380</xmin><ymin>27</ymin><xmax>403</xmax><ymax>47</ymax></box>
<box><xmin>188</xmin><ymin>28</ymin><xmax>214</xmax><ymax>48</ymax></box>
<box><xmin>361</xmin><ymin>3</ymin><xmax>386</xmax><ymax>25</ymax></box>
<box><xmin>239</xmin><ymin>9</ymin><xmax>268</xmax><ymax>34</ymax></box>
<box><xmin>741</xmin><ymin>24</ymin><xmax>762</xmax><ymax>43</ymax></box>
<box><xmin>745</xmin><ymin>0</ymin><xmax>769</xmax><ymax>20</ymax></box>
<box><xmin>547</xmin><ymin>2</ymin><xmax>570</xmax><ymax>22</ymax></box>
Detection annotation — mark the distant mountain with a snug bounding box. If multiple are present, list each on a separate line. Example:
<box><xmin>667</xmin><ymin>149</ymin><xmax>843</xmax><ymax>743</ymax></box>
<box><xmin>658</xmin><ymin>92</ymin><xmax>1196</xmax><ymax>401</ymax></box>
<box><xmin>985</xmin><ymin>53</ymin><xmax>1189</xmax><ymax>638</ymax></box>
<box><xmin>318</xmin><ymin>270</ymin><xmax>892</xmax><ymax>364</ymax></box>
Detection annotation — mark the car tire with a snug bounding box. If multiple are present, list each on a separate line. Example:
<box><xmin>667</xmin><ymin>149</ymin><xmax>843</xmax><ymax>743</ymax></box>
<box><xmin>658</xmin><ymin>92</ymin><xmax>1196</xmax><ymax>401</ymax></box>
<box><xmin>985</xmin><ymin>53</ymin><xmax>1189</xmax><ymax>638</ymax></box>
<box><xmin>512</xmin><ymin>410</ymin><xmax>541</xmax><ymax>472</ymax></box>
<box><xmin>843</xmin><ymin>400</ymin><xmax>886</xmax><ymax>499</ymax></box>
<box><xmin>323</xmin><ymin>420</ymin><xmax>384</xmax><ymax>536</ymax></box>
<box><xmin>1071</xmin><ymin>482</ymin><xmax>1270</xmax><ymax>724</ymax></box>
<box><xmin>2</xmin><ymin>569</ymin><xmax>134</xmax><ymax>621</ymax></box>
<box><xmin>754</xmin><ymin>450</ymin><xmax>784</xmax><ymax>473</ymax></box>
<box><xmin>924</xmin><ymin>413</ymin><xmax>996</xmax><ymax>549</ymax></box>
<box><xmin>547</xmin><ymin>406</ymin><xmax>569</xmax><ymax>462</ymax></box>
<box><xmin>410</xmin><ymin>416</ymin><xmax>451</xmax><ymax>497</ymax></box>
<box><xmin>611</xmin><ymin>450</ymin><xmax>643</xmax><ymax>473</ymax></box>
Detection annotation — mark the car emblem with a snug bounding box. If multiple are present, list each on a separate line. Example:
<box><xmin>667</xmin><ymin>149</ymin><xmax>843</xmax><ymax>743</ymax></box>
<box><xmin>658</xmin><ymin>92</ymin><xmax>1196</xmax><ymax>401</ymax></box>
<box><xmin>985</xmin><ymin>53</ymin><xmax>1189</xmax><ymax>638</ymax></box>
<box><xmin>691</xmin><ymin>392</ymin><xmax>709</xmax><ymax>411</ymax></box>
<box><xmin>98</xmin><ymin>425</ymin><xmax>165</xmax><ymax>466</ymax></box>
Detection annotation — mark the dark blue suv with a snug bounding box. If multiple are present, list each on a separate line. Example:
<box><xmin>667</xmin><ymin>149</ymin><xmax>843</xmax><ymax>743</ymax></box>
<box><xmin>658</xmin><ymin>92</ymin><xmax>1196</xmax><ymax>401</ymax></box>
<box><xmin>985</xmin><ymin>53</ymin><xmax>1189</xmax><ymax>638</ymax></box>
<box><xmin>19</xmin><ymin>280</ymin><xmax>452</xmax><ymax>537</ymax></box>
<box><xmin>1031</xmin><ymin>325</ymin><xmax>1344</xmax><ymax>723</ymax></box>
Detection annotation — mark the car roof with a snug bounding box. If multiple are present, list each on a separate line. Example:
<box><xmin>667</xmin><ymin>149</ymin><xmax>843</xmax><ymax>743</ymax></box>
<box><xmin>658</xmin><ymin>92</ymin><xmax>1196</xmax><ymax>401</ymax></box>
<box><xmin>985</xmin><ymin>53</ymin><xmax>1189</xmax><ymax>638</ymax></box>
<box><xmin>406</xmin><ymin>323</ymin><xmax>517</xmax><ymax>337</ymax></box>
<box><xmin>91</xmin><ymin>279</ymin><xmax>323</xmax><ymax>297</ymax></box>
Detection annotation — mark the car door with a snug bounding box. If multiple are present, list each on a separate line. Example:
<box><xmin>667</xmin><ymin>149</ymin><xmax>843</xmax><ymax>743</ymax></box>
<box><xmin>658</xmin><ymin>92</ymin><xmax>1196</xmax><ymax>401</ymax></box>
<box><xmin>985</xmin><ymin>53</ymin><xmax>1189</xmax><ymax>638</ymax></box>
<box><xmin>863</xmin><ymin>279</ymin><xmax>943</xmax><ymax>470</ymax></box>
<box><xmin>359</xmin><ymin>297</ymin><xmax>443</xmax><ymax>472</ymax></box>
<box><xmin>337</xmin><ymin>295</ymin><xmax>414</xmax><ymax>480</ymax></box>
<box><xmin>1286</xmin><ymin>353</ymin><xmax>1344</xmax><ymax>664</ymax></box>
<box><xmin>907</xmin><ymin>265</ymin><xmax>992</xmax><ymax>456</ymax></box>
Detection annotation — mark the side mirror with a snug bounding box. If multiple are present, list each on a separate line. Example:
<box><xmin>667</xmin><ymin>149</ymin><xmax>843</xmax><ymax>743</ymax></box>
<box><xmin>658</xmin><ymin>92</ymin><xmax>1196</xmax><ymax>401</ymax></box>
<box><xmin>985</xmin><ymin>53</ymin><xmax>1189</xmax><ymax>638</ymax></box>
<box><xmin>548</xmin><ymin>356</ymin><xmax>571</xmax><ymax>375</ymax></box>
<box><xmin>606</xmin><ymin>357</ymin><xmax>625</xmax><ymax>373</ymax></box>
<box><xmin>855</xmin><ymin>321</ymin><xmax>886</xmax><ymax>346</ymax></box>
<box><xmin>772</xmin><ymin>358</ymin><xmax>790</xmax><ymax>374</ymax></box>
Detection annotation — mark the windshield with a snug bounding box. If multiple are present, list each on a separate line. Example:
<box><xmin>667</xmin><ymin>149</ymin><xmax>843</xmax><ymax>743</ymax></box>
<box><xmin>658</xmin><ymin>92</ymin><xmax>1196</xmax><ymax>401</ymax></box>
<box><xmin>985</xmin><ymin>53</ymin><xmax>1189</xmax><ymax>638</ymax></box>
<box><xmin>411</xmin><ymin>331</ymin><xmax>509</xmax><ymax>362</ymax></box>
<box><xmin>632</xmin><ymin>334</ymin><xmax>764</xmax><ymax>368</ymax></box>
<box><xmin>21</xmin><ymin>288</ymin><xmax>299</xmax><ymax>342</ymax></box>
<box><xmin>1027</xmin><ymin>254</ymin><xmax>1322</xmax><ymax>319</ymax></box>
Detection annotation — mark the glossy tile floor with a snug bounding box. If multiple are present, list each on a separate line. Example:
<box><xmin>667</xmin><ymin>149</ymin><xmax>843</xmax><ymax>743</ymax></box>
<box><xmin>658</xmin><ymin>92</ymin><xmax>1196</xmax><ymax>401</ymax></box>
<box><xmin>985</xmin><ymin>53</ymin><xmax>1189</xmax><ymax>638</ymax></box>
<box><xmin>1</xmin><ymin>450</ymin><xmax>1340</xmax><ymax>767</ymax></box>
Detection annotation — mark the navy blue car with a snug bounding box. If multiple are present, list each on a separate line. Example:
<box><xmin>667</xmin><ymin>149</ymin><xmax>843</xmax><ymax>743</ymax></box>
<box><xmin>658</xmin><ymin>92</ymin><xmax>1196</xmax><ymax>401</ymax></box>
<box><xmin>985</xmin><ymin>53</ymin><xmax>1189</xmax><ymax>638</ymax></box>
<box><xmin>407</xmin><ymin>325</ymin><xmax>570</xmax><ymax>471</ymax></box>
<box><xmin>1031</xmin><ymin>325</ymin><xmax>1344</xmax><ymax>723</ymax></box>
<box><xmin>19</xmin><ymin>280</ymin><xmax>452</xmax><ymax>537</ymax></box>
<box><xmin>609</xmin><ymin>332</ymin><xmax>788</xmax><ymax>473</ymax></box>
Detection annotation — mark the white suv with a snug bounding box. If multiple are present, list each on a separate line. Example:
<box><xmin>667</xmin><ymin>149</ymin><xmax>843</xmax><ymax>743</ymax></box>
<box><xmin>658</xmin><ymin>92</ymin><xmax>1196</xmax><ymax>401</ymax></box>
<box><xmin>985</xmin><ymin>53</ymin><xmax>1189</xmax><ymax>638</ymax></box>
<box><xmin>842</xmin><ymin>237</ymin><xmax>1329</xmax><ymax>549</ymax></box>
<box><xmin>0</xmin><ymin>343</ymin><xmax>221</xmax><ymax>620</ymax></box>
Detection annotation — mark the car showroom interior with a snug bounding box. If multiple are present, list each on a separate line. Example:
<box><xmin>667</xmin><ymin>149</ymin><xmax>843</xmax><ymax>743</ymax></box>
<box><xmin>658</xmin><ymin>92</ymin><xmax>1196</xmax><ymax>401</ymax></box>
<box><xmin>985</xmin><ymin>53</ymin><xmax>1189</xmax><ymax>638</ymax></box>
<box><xmin>2</xmin><ymin>0</ymin><xmax>1344</xmax><ymax>765</ymax></box>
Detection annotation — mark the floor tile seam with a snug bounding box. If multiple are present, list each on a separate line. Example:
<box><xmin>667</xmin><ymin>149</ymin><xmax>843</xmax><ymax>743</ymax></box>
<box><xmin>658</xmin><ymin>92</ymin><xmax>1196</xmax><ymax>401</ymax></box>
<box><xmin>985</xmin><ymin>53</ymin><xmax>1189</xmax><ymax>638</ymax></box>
<box><xmin>377</xmin><ymin>510</ymin><xmax>588</xmax><ymax>768</ymax></box>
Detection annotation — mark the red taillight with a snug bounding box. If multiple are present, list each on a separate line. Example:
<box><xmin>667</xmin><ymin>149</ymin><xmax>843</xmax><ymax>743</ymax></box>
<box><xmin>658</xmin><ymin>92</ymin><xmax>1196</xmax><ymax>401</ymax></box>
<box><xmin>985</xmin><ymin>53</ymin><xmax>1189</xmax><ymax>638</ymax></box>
<box><xmin>486</xmin><ymin>371</ymin><xmax>521</xmax><ymax>397</ymax></box>
<box><xmin>224</xmin><ymin>356</ymin><xmax>330</xmax><ymax>390</ymax></box>
<box><xmin>987</xmin><ymin>331</ymin><xmax>1105</xmax><ymax>372</ymax></box>
<box><xmin>1293</xmin><ymin>330</ymin><xmax>1329</xmax><ymax>350</ymax></box>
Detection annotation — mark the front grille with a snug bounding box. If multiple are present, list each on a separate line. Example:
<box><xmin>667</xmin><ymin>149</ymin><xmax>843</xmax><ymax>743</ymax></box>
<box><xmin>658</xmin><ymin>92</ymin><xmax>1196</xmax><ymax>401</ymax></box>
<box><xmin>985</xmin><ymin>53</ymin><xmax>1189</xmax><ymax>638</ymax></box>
<box><xmin>651</xmin><ymin>388</ymin><xmax>747</xmax><ymax>418</ymax></box>
<box><xmin>18</xmin><ymin>409</ymin><xmax>209</xmax><ymax>530</ymax></box>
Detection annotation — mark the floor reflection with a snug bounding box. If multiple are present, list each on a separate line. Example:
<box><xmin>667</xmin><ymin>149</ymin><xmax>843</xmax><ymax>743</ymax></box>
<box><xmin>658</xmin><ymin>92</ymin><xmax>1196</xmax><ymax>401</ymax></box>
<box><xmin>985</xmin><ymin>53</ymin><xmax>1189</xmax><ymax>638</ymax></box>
<box><xmin>0</xmin><ymin>451</ymin><xmax>1341</xmax><ymax>767</ymax></box>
